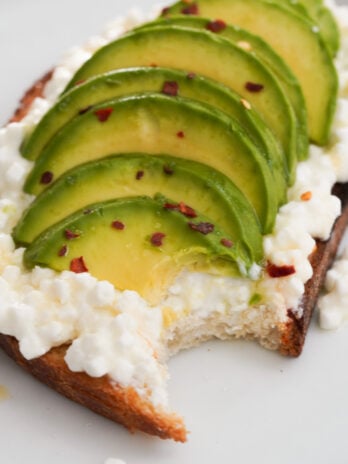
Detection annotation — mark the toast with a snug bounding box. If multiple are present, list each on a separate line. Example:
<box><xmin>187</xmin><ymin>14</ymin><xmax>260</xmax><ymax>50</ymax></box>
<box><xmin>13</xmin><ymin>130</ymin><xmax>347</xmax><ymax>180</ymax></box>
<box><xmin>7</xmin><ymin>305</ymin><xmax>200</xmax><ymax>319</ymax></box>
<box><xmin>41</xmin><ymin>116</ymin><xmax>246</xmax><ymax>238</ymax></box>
<box><xmin>0</xmin><ymin>1</ymin><xmax>347</xmax><ymax>442</ymax></box>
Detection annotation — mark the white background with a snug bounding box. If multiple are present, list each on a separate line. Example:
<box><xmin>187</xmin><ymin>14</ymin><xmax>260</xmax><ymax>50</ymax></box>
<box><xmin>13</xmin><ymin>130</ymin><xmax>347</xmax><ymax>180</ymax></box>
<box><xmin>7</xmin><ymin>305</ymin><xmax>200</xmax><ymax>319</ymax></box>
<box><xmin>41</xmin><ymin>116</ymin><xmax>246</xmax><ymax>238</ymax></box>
<box><xmin>1</xmin><ymin>1</ymin><xmax>348</xmax><ymax>463</ymax></box>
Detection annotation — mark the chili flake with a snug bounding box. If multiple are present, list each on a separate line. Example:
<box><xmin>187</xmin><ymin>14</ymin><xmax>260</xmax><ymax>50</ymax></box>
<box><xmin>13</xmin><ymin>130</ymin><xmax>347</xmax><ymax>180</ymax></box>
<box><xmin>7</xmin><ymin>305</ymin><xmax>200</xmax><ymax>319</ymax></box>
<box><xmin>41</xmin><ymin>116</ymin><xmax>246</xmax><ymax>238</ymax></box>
<box><xmin>136</xmin><ymin>170</ymin><xmax>144</xmax><ymax>180</ymax></box>
<box><xmin>181</xmin><ymin>2</ymin><xmax>199</xmax><ymax>15</ymax></box>
<box><xmin>70</xmin><ymin>256</ymin><xmax>89</xmax><ymax>273</ymax></box>
<box><xmin>150</xmin><ymin>232</ymin><xmax>166</xmax><ymax>247</ymax></box>
<box><xmin>187</xmin><ymin>72</ymin><xmax>196</xmax><ymax>80</ymax></box>
<box><xmin>245</xmin><ymin>82</ymin><xmax>264</xmax><ymax>93</ymax></box>
<box><xmin>163</xmin><ymin>165</ymin><xmax>174</xmax><ymax>175</ymax></box>
<box><xmin>267</xmin><ymin>262</ymin><xmax>296</xmax><ymax>278</ymax></box>
<box><xmin>163</xmin><ymin>202</ymin><xmax>177</xmax><ymax>211</ymax></box>
<box><xmin>161</xmin><ymin>6</ymin><xmax>170</xmax><ymax>16</ymax></box>
<box><xmin>177</xmin><ymin>131</ymin><xmax>185</xmax><ymax>138</ymax></box>
<box><xmin>164</xmin><ymin>202</ymin><xmax>197</xmax><ymax>218</ymax></box>
<box><xmin>188</xmin><ymin>222</ymin><xmax>215</xmax><ymax>235</ymax></box>
<box><xmin>301</xmin><ymin>191</ymin><xmax>312</xmax><ymax>201</ymax></box>
<box><xmin>74</xmin><ymin>79</ymin><xmax>86</xmax><ymax>87</ymax></box>
<box><xmin>94</xmin><ymin>107</ymin><xmax>113</xmax><ymax>122</ymax></box>
<box><xmin>221</xmin><ymin>238</ymin><xmax>233</xmax><ymax>248</ymax></box>
<box><xmin>58</xmin><ymin>245</ymin><xmax>68</xmax><ymax>257</ymax></box>
<box><xmin>179</xmin><ymin>202</ymin><xmax>197</xmax><ymax>218</ymax></box>
<box><xmin>111</xmin><ymin>220</ymin><xmax>125</xmax><ymax>230</ymax></box>
<box><xmin>162</xmin><ymin>81</ymin><xmax>179</xmax><ymax>96</ymax></box>
<box><xmin>40</xmin><ymin>171</ymin><xmax>54</xmax><ymax>185</ymax></box>
<box><xmin>65</xmin><ymin>229</ymin><xmax>80</xmax><ymax>240</ymax></box>
<box><xmin>206</xmin><ymin>19</ymin><xmax>227</xmax><ymax>33</ymax></box>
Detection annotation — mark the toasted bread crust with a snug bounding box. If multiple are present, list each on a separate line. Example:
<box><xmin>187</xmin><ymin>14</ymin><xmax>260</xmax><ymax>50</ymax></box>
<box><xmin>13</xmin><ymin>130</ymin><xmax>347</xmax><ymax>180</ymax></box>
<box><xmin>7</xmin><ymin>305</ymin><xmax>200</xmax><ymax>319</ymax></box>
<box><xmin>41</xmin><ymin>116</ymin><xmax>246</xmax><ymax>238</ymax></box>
<box><xmin>0</xmin><ymin>336</ymin><xmax>186</xmax><ymax>441</ymax></box>
<box><xmin>1</xmin><ymin>72</ymin><xmax>347</xmax><ymax>440</ymax></box>
<box><xmin>9</xmin><ymin>71</ymin><xmax>53</xmax><ymax>123</ymax></box>
<box><xmin>279</xmin><ymin>183</ymin><xmax>348</xmax><ymax>357</ymax></box>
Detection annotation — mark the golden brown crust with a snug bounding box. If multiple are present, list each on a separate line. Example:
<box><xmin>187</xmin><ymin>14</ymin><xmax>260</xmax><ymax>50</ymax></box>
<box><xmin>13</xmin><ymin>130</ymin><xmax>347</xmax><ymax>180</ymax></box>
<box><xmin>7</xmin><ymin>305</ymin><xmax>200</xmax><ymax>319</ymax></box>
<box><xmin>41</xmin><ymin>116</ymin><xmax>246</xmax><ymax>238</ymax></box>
<box><xmin>0</xmin><ymin>335</ymin><xmax>186</xmax><ymax>442</ymax></box>
<box><xmin>9</xmin><ymin>71</ymin><xmax>53</xmax><ymax>123</ymax></box>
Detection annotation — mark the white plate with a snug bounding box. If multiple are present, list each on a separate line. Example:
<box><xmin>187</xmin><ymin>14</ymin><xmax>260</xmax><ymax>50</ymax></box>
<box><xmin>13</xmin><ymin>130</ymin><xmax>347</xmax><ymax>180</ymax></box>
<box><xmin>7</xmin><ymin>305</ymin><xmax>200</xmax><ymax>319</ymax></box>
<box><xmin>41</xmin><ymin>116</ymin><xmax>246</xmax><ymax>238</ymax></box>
<box><xmin>1</xmin><ymin>1</ymin><xmax>348</xmax><ymax>463</ymax></box>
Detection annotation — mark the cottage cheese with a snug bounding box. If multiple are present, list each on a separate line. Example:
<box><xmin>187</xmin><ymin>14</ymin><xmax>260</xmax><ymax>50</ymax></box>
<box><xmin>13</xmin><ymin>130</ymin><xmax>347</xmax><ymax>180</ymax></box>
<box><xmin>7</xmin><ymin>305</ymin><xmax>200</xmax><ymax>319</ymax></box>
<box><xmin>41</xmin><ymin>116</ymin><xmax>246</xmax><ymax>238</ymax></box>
<box><xmin>1</xmin><ymin>2</ymin><xmax>348</xmax><ymax>407</ymax></box>
<box><xmin>318</xmin><ymin>236</ymin><xmax>348</xmax><ymax>330</ymax></box>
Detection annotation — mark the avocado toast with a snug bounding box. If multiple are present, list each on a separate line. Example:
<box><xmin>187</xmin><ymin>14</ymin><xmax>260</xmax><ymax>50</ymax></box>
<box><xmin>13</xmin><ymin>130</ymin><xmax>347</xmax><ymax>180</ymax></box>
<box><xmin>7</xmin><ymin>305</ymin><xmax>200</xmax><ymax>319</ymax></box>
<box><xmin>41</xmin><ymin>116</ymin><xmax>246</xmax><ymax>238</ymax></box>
<box><xmin>0</xmin><ymin>0</ymin><xmax>348</xmax><ymax>442</ymax></box>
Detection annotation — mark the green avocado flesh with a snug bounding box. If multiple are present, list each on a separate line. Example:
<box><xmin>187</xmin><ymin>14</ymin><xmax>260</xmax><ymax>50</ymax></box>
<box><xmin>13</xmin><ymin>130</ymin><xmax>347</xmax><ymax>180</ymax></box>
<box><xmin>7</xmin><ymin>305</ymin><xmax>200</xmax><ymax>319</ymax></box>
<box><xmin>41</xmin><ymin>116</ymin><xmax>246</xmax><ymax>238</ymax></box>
<box><xmin>24</xmin><ymin>93</ymin><xmax>281</xmax><ymax>233</ymax></box>
<box><xmin>14</xmin><ymin>154</ymin><xmax>263</xmax><ymax>263</ymax></box>
<box><xmin>23</xmin><ymin>196</ymin><xmax>248</xmax><ymax>303</ymax></box>
<box><xmin>64</xmin><ymin>26</ymin><xmax>297</xmax><ymax>179</ymax></box>
<box><xmin>165</xmin><ymin>0</ymin><xmax>338</xmax><ymax>145</ymax></box>
<box><xmin>138</xmin><ymin>17</ymin><xmax>308</xmax><ymax>161</ymax></box>
<box><xmin>21</xmin><ymin>67</ymin><xmax>286</xmax><ymax>181</ymax></box>
<box><xmin>315</xmin><ymin>6</ymin><xmax>340</xmax><ymax>57</ymax></box>
<box><xmin>16</xmin><ymin>0</ymin><xmax>341</xmax><ymax>298</ymax></box>
<box><xmin>278</xmin><ymin>0</ymin><xmax>339</xmax><ymax>56</ymax></box>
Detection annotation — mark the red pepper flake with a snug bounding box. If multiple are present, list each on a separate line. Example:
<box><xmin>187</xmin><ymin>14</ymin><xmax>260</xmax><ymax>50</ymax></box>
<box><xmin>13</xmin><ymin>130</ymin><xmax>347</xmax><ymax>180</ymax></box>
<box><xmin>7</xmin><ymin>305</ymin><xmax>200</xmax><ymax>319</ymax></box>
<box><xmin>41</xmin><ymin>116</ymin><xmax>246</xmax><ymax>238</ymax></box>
<box><xmin>161</xmin><ymin>6</ymin><xmax>170</xmax><ymax>16</ymax></box>
<box><xmin>176</xmin><ymin>131</ymin><xmax>185</xmax><ymax>138</ymax></box>
<box><xmin>164</xmin><ymin>202</ymin><xmax>197</xmax><ymax>218</ymax></box>
<box><xmin>94</xmin><ymin>107</ymin><xmax>113</xmax><ymax>122</ymax></box>
<box><xmin>79</xmin><ymin>105</ymin><xmax>92</xmax><ymax>115</ymax></box>
<box><xmin>245</xmin><ymin>82</ymin><xmax>264</xmax><ymax>93</ymax></box>
<box><xmin>221</xmin><ymin>238</ymin><xmax>233</xmax><ymax>248</ymax></box>
<box><xmin>181</xmin><ymin>2</ymin><xmax>199</xmax><ymax>15</ymax></box>
<box><xmin>301</xmin><ymin>191</ymin><xmax>312</xmax><ymax>201</ymax></box>
<box><xmin>58</xmin><ymin>245</ymin><xmax>68</xmax><ymax>257</ymax></box>
<box><xmin>65</xmin><ymin>229</ymin><xmax>80</xmax><ymax>240</ymax></box>
<box><xmin>150</xmin><ymin>63</ymin><xmax>158</xmax><ymax>67</ymax></box>
<box><xmin>187</xmin><ymin>72</ymin><xmax>196</xmax><ymax>80</ymax></box>
<box><xmin>179</xmin><ymin>202</ymin><xmax>197</xmax><ymax>218</ymax></box>
<box><xmin>111</xmin><ymin>220</ymin><xmax>125</xmax><ymax>230</ymax></box>
<box><xmin>163</xmin><ymin>165</ymin><xmax>174</xmax><ymax>175</ymax></box>
<box><xmin>136</xmin><ymin>170</ymin><xmax>144</xmax><ymax>180</ymax></box>
<box><xmin>267</xmin><ymin>262</ymin><xmax>296</xmax><ymax>278</ymax></box>
<box><xmin>162</xmin><ymin>81</ymin><xmax>179</xmax><ymax>96</ymax></box>
<box><xmin>40</xmin><ymin>171</ymin><xmax>54</xmax><ymax>185</ymax></box>
<box><xmin>163</xmin><ymin>202</ymin><xmax>178</xmax><ymax>211</ymax></box>
<box><xmin>206</xmin><ymin>19</ymin><xmax>227</xmax><ymax>33</ymax></box>
<box><xmin>150</xmin><ymin>232</ymin><xmax>166</xmax><ymax>247</ymax></box>
<box><xmin>70</xmin><ymin>256</ymin><xmax>89</xmax><ymax>273</ymax></box>
<box><xmin>188</xmin><ymin>222</ymin><xmax>215</xmax><ymax>235</ymax></box>
<box><xmin>74</xmin><ymin>79</ymin><xmax>86</xmax><ymax>87</ymax></box>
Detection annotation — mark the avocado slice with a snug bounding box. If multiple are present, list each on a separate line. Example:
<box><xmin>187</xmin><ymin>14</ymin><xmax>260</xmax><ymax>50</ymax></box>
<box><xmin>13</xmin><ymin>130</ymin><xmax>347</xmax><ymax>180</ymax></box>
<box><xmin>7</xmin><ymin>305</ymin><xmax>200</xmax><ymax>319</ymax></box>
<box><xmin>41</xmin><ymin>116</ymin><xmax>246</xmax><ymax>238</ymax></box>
<box><xmin>23</xmin><ymin>93</ymin><xmax>280</xmax><ymax>233</ymax></box>
<box><xmin>14</xmin><ymin>153</ymin><xmax>263</xmax><ymax>263</ymax></box>
<box><xmin>164</xmin><ymin>0</ymin><xmax>338</xmax><ymax>145</ymax></box>
<box><xmin>23</xmin><ymin>196</ymin><xmax>250</xmax><ymax>304</ymax></box>
<box><xmin>138</xmin><ymin>16</ymin><xmax>308</xmax><ymax>161</ymax></box>
<box><xmin>277</xmin><ymin>0</ymin><xmax>339</xmax><ymax>56</ymax></box>
<box><xmin>22</xmin><ymin>67</ymin><xmax>286</xmax><ymax>182</ymax></box>
<box><xmin>64</xmin><ymin>25</ymin><xmax>297</xmax><ymax>179</ymax></box>
<box><xmin>315</xmin><ymin>6</ymin><xmax>340</xmax><ymax>57</ymax></box>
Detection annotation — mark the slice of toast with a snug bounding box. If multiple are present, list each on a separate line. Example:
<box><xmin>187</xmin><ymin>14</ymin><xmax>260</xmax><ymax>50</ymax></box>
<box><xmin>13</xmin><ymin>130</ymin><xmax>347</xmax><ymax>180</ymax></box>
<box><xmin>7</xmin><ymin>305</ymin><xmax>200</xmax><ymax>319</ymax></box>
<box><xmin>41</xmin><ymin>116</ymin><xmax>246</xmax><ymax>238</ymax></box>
<box><xmin>1</xmin><ymin>71</ymin><xmax>348</xmax><ymax>441</ymax></box>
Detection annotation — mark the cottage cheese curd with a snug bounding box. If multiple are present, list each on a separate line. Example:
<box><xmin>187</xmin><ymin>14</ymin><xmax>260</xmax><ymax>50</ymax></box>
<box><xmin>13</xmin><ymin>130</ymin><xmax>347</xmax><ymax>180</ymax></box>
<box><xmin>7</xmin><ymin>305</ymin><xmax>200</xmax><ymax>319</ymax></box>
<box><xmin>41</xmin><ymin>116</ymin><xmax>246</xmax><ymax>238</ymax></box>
<box><xmin>1</xmin><ymin>2</ymin><xmax>348</xmax><ymax>407</ymax></box>
<box><xmin>318</xmin><ymin>244</ymin><xmax>348</xmax><ymax>330</ymax></box>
